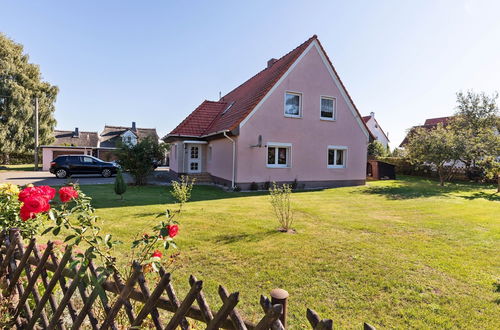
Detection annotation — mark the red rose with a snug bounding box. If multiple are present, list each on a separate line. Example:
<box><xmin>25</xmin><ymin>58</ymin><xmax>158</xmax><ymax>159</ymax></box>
<box><xmin>23</xmin><ymin>195</ymin><xmax>49</xmax><ymax>213</ymax></box>
<box><xmin>167</xmin><ymin>225</ymin><xmax>179</xmax><ymax>238</ymax></box>
<box><xmin>20</xmin><ymin>205</ymin><xmax>35</xmax><ymax>221</ymax></box>
<box><xmin>39</xmin><ymin>186</ymin><xmax>56</xmax><ymax>201</ymax></box>
<box><xmin>58</xmin><ymin>186</ymin><xmax>79</xmax><ymax>203</ymax></box>
<box><xmin>18</xmin><ymin>186</ymin><xmax>39</xmax><ymax>202</ymax></box>
<box><xmin>152</xmin><ymin>250</ymin><xmax>162</xmax><ymax>258</ymax></box>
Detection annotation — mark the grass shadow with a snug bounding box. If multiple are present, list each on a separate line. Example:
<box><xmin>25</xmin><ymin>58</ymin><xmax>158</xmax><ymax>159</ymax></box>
<box><xmin>459</xmin><ymin>191</ymin><xmax>500</xmax><ymax>202</ymax></box>
<box><xmin>214</xmin><ymin>229</ymin><xmax>280</xmax><ymax>244</ymax></box>
<box><xmin>361</xmin><ymin>176</ymin><xmax>494</xmax><ymax>200</ymax></box>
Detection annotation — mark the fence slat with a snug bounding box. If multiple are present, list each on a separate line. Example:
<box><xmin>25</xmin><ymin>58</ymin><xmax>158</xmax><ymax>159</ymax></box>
<box><xmin>0</xmin><ymin>229</ymin><xmax>19</xmax><ymax>276</ymax></box>
<box><xmin>306</xmin><ymin>309</ymin><xmax>333</xmax><ymax>330</ymax></box>
<box><xmin>219</xmin><ymin>285</ymin><xmax>247</xmax><ymax>330</ymax></box>
<box><xmin>99</xmin><ymin>261</ymin><xmax>142</xmax><ymax>330</ymax></box>
<box><xmin>190</xmin><ymin>274</ymin><xmax>214</xmax><ymax>323</ymax></box>
<box><xmin>27</xmin><ymin>246</ymin><xmax>73</xmax><ymax>330</ymax></box>
<box><xmin>5</xmin><ymin>230</ymin><xmax>28</xmax><ymax>328</ymax></box>
<box><xmin>14</xmin><ymin>242</ymin><xmax>53</xmax><ymax>321</ymax></box>
<box><xmin>132</xmin><ymin>271</ymin><xmax>171</xmax><ymax>329</ymax></box>
<box><xmin>206</xmin><ymin>291</ymin><xmax>239</xmax><ymax>330</ymax></box>
<box><xmin>50</xmin><ymin>250</ymin><xmax>79</xmax><ymax>322</ymax></box>
<box><xmin>164</xmin><ymin>280</ymin><xmax>203</xmax><ymax>330</ymax></box>
<box><xmin>72</xmin><ymin>272</ymin><xmax>110</xmax><ymax>330</ymax></box>
<box><xmin>260</xmin><ymin>296</ymin><xmax>285</xmax><ymax>330</ymax></box>
<box><xmin>6</xmin><ymin>238</ymin><xmax>34</xmax><ymax>296</ymax></box>
<box><xmin>33</xmin><ymin>243</ymin><xmax>64</xmax><ymax>329</ymax></box>
<box><xmin>89</xmin><ymin>260</ymin><xmax>118</xmax><ymax>330</ymax></box>
<box><xmin>112</xmin><ymin>271</ymin><xmax>137</xmax><ymax>324</ymax></box>
<box><xmin>16</xmin><ymin>237</ymin><xmax>49</xmax><ymax>328</ymax></box>
<box><xmin>160</xmin><ymin>268</ymin><xmax>191</xmax><ymax>330</ymax></box>
<box><xmin>47</xmin><ymin>261</ymin><xmax>89</xmax><ymax>329</ymax></box>
<box><xmin>254</xmin><ymin>304</ymin><xmax>283</xmax><ymax>330</ymax></box>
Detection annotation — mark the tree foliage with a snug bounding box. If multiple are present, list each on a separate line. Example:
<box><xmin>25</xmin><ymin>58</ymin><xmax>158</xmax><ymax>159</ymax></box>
<box><xmin>0</xmin><ymin>33</ymin><xmax>58</xmax><ymax>163</ymax></box>
<box><xmin>115</xmin><ymin>137</ymin><xmax>165</xmax><ymax>185</ymax></box>
<box><xmin>405</xmin><ymin>124</ymin><xmax>464</xmax><ymax>186</ymax></box>
<box><xmin>451</xmin><ymin>91</ymin><xmax>499</xmax><ymax>167</ymax></box>
<box><xmin>368</xmin><ymin>140</ymin><xmax>388</xmax><ymax>157</ymax></box>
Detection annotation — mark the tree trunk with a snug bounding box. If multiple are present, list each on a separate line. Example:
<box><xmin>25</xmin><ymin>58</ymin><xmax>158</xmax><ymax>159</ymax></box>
<box><xmin>438</xmin><ymin>168</ymin><xmax>445</xmax><ymax>186</ymax></box>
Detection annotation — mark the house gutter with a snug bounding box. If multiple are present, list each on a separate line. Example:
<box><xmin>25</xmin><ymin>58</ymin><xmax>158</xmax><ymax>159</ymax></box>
<box><xmin>223</xmin><ymin>131</ymin><xmax>236</xmax><ymax>189</ymax></box>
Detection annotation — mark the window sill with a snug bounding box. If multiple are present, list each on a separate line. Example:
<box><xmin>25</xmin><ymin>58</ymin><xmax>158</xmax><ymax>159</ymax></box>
<box><xmin>320</xmin><ymin>117</ymin><xmax>336</xmax><ymax>121</ymax></box>
<box><xmin>327</xmin><ymin>165</ymin><xmax>346</xmax><ymax>169</ymax></box>
<box><xmin>284</xmin><ymin>114</ymin><xmax>302</xmax><ymax>119</ymax></box>
<box><xmin>267</xmin><ymin>165</ymin><xmax>291</xmax><ymax>169</ymax></box>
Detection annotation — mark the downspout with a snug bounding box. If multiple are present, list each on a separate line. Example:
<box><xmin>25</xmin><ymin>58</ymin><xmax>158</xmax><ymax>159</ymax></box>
<box><xmin>223</xmin><ymin>131</ymin><xmax>236</xmax><ymax>189</ymax></box>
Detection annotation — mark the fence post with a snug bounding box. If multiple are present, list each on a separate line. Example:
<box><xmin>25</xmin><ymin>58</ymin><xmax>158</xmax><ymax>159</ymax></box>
<box><xmin>270</xmin><ymin>288</ymin><xmax>289</xmax><ymax>328</ymax></box>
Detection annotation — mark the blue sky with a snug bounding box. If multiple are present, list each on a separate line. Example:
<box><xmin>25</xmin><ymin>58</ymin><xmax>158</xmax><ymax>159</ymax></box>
<box><xmin>1</xmin><ymin>0</ymin><xmax>499</xmax><ymax>147</ymax></box>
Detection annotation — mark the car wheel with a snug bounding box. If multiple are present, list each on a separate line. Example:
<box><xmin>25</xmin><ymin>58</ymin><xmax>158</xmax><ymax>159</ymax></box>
<box><xmin>102</xmin><ymin>169</ymin><xmax>112</xmax><ymax>178</ymax></box>
<box><xmin>55</xmin><ymin>169</ymin><xmax>68</xmax><ymax>179</ymax></box>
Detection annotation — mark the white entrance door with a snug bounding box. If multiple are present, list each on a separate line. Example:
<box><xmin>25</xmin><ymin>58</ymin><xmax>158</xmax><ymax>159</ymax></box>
<box><xmin>187</xmin><ymin>144</ymin><xmax>201</xmax><ymax>173</ymax></box>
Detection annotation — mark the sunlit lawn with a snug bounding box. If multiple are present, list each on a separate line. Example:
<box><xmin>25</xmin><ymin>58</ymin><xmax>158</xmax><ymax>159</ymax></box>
<box><xmin>76</xmin><ymin>176</ymin><xmax>500</xmax><ymax>329</ymax></box>
<box><xmin>0</xmin><ymin>164</ymin><xmax>34</xmax><ymax>171</ymax></box>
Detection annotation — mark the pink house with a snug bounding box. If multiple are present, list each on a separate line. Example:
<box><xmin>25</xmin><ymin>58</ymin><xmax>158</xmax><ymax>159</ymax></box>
<box><xmin>165</xmin><ymin>35</ymin><xmax>372</xmax><ymax>189</ymax></box>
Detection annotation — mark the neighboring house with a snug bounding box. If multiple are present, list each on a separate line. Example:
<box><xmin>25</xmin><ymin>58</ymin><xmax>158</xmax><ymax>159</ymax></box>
<box><xmin>362</xmin><ymin>112</ymin><xmax>389</xmax><ymax>148</ymax></box>
<box><xmin>399</xmin><ymin>116</ymin><xmax>452</xmax><ymax>147</ymax></box>
<box><xmin>40</xmin><ymin>128</ymin><xmax>99</xmax><ymax>170</ymax></box>
<box><xmin>41</xmin><ymin>122</ymin><xmax>159</xmax><ymax>169</ymax></box>
<box><xmin>165</xmin><ymin>35</ymin><xmax>372</xmax><ymax>189</ymax></box>
<box><xmin>99</xmin><ymin>122</ymin><xmax>159</xmax><ymax>161</ymax></box>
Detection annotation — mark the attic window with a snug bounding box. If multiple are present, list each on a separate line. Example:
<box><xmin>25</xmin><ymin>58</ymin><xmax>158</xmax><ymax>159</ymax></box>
<box><xmin>222</xmin><ymin>101</ymin><xmax>235</xmax><ymax>115</ymax></box>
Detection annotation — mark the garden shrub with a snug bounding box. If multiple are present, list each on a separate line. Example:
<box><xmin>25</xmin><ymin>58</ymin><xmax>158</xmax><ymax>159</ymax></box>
<box><xmin>249</xmin><ymin>182</ymin><xmax>258</xmax><ymax>191</ymax></box>
<box><xmin>269</xmin><ymin>182</ymin><xmax>294</xmax><ymax>232</ymax></box>
<box><xmin>114</xmin><ymin>169</ymin><xmax>127</xmax><ymax>199</ymax></box>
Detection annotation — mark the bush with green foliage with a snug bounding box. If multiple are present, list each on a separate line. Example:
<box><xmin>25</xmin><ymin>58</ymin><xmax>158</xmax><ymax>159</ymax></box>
<box><xmin>116</xmin><ymin>137</ymin><xmax>165</xmax><ymax>185</ymax></box>
<box><xmin>114</xmin><ymin>169</ymin><xmax>127</xmax><ymax>199</ymax></box>
<box><xmin>368</xmin><ymin>140</ymin><xmax>388</xmax><ymax>157</ymax></box>
<box><xmin>171</xmin><ymin>175</ymin><xmax>195</xmax><ymax>211</ymax></box>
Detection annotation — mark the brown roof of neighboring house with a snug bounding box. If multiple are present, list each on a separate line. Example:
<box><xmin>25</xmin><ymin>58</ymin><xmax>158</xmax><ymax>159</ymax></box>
<box><xmin>166</xmin><ymin>35</ymin><xmax>372</xmax><ymax>140</ymax></box>
<box><xmin>49</xmin><ymin>130</ymin><xmax>99</xmax><ymax>147</ymax></box>
<box><xmin>100</xmin><ymin>124</ymin><xmax>159</xmax><ymax>148</ymax></box>
<box><xmin>399</xmin><ymin>116</ymin><xmax>454</xmax><ymax>147</ymax></box>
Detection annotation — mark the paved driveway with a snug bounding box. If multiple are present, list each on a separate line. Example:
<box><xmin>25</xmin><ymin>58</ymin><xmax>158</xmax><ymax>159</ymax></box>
<box><xmin>0</xmin><ymin>167</ymin><xmax>174</xmax><ymax>186</ymax></box>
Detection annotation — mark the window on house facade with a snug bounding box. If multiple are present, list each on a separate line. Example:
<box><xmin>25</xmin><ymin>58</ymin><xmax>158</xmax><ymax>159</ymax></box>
<box><xmin>320</xmin><ymin>96</ymin><xmax>336</xmax><ymax>120</ymax></box>
<box><xmin>327</xmin><ymin>146</ymin><xmax>347</xmax><ymax>168</ymax></box>
<box><xmin>267</xmin><ymin>144</ymin><xmax>291</xmax><ymax>167</ymax></box>
<box><xmin>284</xmin><ymin>92</ymin><xmax>301</xmax><ymax>117</ymax></box>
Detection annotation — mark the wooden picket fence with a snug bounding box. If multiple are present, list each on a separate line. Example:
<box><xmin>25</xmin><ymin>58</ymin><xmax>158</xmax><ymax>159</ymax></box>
<box><xmin>0</xmin><ymin>228</ymin><xmax>371</xmax><ymax>330</ymax></box>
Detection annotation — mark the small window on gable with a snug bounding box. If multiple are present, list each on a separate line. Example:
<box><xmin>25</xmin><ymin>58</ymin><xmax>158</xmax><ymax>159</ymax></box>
<box><xmin>267</xmin><ymin>143</ymin><xmax>291</xmax><ymax>168</ymax></box>
<box><xmin>320</xmin><ymin>96</ymin><xmax>336</xmax><ymax>120</ymax></box>
<box><xmin>327</xmin><ymin>146</ymin><xmax>347</xmax><ymax>168</ymax></box>
<box><xmin>284</xmin><ymin>92</ymin><xmax>301</xmax><ymax>118</ymax></box>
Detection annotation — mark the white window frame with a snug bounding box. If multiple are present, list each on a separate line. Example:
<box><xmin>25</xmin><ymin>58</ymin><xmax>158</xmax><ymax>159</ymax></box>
<box><xmin>327</xmin><ymin>145</ymin><xmax>347</xmax><ymax>168</ymax></box>
<box><xmin>284</xmin><ymin>91</ymin><xmax>302</xmax><ymax>118</ymax></box>
<box><xmin>266</xmin><ymin>142</ymin><xmax>292</xmax><ymax>168</ymax></box>
<box><xmin>320</xmin><ymin>96</ymin><xmax>336</xmax><ymax>121</ymax></box>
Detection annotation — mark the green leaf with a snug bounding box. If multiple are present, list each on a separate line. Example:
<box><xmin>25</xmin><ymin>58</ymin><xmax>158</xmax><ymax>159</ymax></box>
<box><xmin>42</xmin><ymin>227</ymin><xmax>53</xmax><ymax>235</ymax></box>
<box><xmin>53</xmin><ymin>226</ymin><xmax>61</xmax><ymax>235</ymax></box>
<box><xmin>64</xmin><ymin>235</ymin><xmax>76</xmax><ymax>242</ymax></box>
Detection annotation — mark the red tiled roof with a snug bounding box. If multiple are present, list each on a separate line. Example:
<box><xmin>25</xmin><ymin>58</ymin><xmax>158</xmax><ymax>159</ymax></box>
<box><xmin>167</xmin><ymin>35</ymin><xmax>372</xmax><ymax>139</ymax></box>
<box><xmin>399</xmin><ymin>116</ymin><xmax>454</xmax><ymax>147</ymax></box>
<box><xmin>362</xmin><ymin>116</ymin><xmax>370</xmax><ymax>123</ymax></box>
<box><xmin>169</xmin><ymin>101</ymin><xmax>228</xmax><ymax>137</ymax></box>
<box><xmin>423</xmin><ymin>116</ymin><xmax>453</xmax><ymax>126</ymax></box>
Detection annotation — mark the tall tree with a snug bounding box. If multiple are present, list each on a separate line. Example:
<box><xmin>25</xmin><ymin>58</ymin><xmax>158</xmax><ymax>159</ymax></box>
<box><xmin>406</xmin><ymin>124</ymin><xmax>464</xmax><ymax>186</ymax></box>
<box><xmin>451</xmin><ymin>91</ymin><xmax>499</xmax><ymax>168</ymax></box>
<box><xmin>0</xmin><ymin>33</ymin><xmax>58</xmax><ymax>163</ymax></box>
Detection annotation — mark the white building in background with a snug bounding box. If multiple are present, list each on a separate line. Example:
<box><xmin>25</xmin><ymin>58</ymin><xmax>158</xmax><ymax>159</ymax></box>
<box><xmin>362</xmin><ymin>112</ymin><xmax>390</xmax><ymax>148</ymax></box>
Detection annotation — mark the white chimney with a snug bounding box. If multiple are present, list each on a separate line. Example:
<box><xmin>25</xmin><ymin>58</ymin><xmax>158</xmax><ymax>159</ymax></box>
<box><xmin>370</xmin><ymin>112</ymin><xmax>375</xmax><ymax>118</ymax></box>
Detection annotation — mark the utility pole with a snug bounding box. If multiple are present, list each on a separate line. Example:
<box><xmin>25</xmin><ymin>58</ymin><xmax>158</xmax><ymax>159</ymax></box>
<box><xmin>34</xmin><ymin>97</ymin><xmax>39</xmax><ymax>171</ymax></box>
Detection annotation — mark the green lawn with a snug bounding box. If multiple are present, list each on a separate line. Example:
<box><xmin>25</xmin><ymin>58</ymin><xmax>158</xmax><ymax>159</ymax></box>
<box><xmin>0</xmin><ymin>164</ymin><xmax>34</xmax><ymax>171</ymax></box>
<box><xmin>77</xmin><ymin>176</ymin><xmax>499</xmax><ymax>329</ymax></box>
